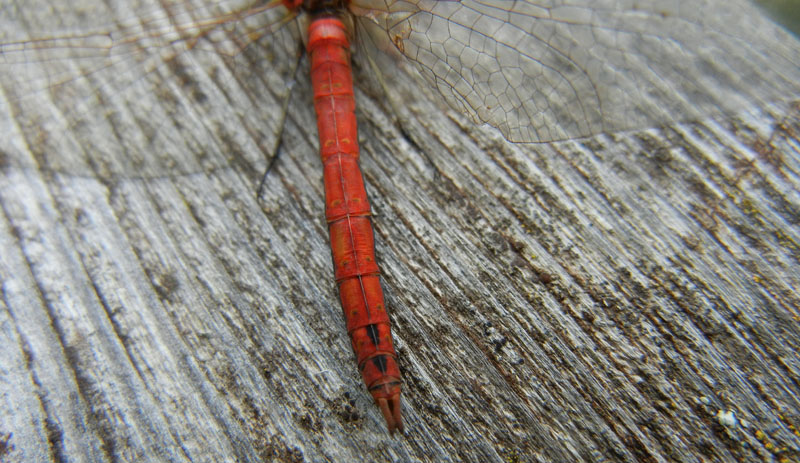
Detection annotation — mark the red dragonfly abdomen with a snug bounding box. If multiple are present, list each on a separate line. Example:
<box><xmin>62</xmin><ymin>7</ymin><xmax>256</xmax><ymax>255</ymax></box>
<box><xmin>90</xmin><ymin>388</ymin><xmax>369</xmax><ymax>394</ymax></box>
<box><xmin>307</xmin><ymin>16</ymin><xmax>402</xmax><ymax>433</ymax></box>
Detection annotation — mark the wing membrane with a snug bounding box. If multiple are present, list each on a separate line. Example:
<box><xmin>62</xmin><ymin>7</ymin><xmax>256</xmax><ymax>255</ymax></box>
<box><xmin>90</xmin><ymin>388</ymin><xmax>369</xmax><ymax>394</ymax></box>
<box><xmin>352</xmin><ymin>0</ymin><xmax>800</xmax><ymax>142</ymax></box>
<box><xmin>0</xmin><ymin>0</ymin><xmax>301</xmax><ymax>178</ymax></box>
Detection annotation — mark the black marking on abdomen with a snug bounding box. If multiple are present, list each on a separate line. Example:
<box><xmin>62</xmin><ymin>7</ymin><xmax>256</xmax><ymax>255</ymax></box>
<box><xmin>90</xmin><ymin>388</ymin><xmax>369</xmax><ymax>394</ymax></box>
<box><xmin>372</xmin><ymin>354</ymin><xmax>388</xmax><ymax>373</ymax></box>
<box><xmin>366</xmin><ymin>324</ymin><xmax>380</xmax><ymax>346</ymax></box>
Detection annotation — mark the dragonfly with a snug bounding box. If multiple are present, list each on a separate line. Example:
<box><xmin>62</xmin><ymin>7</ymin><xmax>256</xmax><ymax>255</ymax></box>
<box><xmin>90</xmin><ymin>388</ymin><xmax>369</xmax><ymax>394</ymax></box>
<box><xmin>1</xmin><ymin>0</ymin><xmax>799</xmax><ymax>435</ymax></box>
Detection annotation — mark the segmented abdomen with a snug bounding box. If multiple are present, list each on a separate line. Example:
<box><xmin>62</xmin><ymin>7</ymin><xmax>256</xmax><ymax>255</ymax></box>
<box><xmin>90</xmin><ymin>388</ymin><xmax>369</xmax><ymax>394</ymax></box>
<box><xmin>307</xmin><ymin>16</ymin><xmax>403</xmax><ymax>433</ymax></box>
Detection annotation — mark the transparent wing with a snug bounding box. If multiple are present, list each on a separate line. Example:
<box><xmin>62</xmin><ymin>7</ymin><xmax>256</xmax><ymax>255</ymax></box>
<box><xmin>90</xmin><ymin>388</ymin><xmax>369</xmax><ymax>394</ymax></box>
<box><xmin>350</xmin><ymin>0</ymin><xmax>800</xmax><ymax>143</ymax></box>
<box><xmin>0</xmin><ymin>0</ymin><xmax>302</xmax><ymax>178</ymax></box>
<box><xmin>0</xmin><ymin>0</ymin><xmax>298</xmax><ymax>91</ymax></box>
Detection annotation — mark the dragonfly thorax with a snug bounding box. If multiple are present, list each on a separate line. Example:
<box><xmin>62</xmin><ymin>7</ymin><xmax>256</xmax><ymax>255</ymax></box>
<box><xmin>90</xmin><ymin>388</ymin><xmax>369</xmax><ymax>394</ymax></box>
<box><xmin>282</xmin><ymin>0</ymin><xmax>349</xmax><ymax>15</ymax></box>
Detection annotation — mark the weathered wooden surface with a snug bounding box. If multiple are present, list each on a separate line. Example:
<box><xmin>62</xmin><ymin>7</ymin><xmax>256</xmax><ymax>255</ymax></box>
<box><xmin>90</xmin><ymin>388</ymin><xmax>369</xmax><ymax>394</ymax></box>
<box><xmin>1</xmin><ymin>1</ymin><xmax>800</xmax><ymax>462</ymax></box>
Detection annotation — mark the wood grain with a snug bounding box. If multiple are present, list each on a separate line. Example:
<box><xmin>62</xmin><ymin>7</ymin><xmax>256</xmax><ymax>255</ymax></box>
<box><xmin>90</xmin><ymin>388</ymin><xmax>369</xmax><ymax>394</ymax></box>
<box><xmin>1</xmin><ymin>1</ymin><xmax>799</xmax><ymax>462</ymax></box>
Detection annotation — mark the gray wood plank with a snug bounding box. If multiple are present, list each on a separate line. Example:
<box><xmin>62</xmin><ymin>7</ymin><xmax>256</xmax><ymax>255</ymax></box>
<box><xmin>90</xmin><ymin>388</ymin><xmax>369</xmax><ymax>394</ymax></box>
<box><xmin>1</xmin><ymin>1</ymin><xmax>799</xmax><ymax>462</ymax></box>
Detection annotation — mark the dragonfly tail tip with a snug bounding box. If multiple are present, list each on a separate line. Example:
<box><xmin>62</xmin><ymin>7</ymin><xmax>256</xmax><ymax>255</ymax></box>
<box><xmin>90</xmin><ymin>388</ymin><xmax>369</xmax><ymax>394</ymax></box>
<box><xmin>376</xmin><ymin>396</ymin><xmax>403</xmax><ymax>435</ymax></box>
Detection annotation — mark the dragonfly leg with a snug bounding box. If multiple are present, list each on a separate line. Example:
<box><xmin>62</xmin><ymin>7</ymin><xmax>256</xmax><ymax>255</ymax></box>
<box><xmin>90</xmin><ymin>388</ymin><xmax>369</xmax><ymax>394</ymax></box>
<box><xmin>256</xmin><ymin>47</ymin><xmax>305</xmax><ymax>199</ymax></box>
<box><xmin>360</xmin><ymin>40</ymin><xmax>442</xmax><ymax>181</ymax></box>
